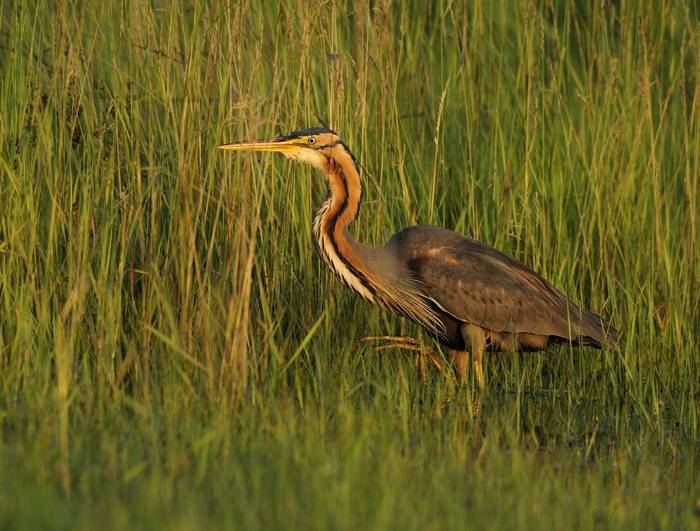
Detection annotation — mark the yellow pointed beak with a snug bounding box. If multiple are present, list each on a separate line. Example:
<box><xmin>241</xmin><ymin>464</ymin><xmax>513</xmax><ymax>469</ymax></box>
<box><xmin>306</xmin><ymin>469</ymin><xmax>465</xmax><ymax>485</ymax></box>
<box><xmin>218</xmin><ymin>138</ymin><xmax>301</xmax><ymax>153</ymax></box>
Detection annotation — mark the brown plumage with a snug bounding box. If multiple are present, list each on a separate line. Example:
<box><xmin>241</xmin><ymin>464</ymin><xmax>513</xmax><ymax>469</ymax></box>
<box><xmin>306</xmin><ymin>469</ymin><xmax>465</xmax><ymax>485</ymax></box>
<box><xmin>220</xmin><ymin>127</ymin><xmax>619</xmax><ymax>386</ymax></box>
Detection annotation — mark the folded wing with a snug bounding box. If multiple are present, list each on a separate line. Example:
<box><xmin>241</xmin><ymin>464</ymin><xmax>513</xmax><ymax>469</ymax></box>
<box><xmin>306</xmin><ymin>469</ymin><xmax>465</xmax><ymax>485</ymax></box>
<box><xmin>388</xmin><ymin>226</ymin><xmax>617</xmax><ymax>347</ymax></box>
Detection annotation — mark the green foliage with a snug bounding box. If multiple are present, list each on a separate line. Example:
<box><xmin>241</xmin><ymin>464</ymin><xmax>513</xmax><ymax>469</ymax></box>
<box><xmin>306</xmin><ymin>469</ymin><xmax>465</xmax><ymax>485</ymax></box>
<box><xmin>0</xmin><ymin>1</ymin><xmax>698</xmax><ymax>529</ymax></box>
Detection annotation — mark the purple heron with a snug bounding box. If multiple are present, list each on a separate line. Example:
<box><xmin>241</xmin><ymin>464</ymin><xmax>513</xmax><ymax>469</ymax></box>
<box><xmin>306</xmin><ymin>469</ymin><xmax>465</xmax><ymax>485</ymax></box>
<box><xmin>220</xmin><ymin>127</ymin><xmax>618</xmax><ymax>386</ymax></box>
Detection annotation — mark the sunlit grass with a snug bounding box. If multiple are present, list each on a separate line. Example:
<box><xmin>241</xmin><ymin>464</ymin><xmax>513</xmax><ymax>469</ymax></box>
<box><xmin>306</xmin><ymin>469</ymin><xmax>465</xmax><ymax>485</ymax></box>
<box><xmin>0</xmin><ymin>1</ymin><xmax>698</xmax><ymax>529</ymax></box>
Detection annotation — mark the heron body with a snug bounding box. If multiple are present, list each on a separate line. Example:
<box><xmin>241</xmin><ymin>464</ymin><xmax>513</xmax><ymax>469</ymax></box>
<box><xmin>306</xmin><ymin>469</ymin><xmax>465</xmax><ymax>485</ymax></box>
<box><xmin>220</xmin><ymin>127</ymin><xmax>618</xmax><ymax>386</ymax></box>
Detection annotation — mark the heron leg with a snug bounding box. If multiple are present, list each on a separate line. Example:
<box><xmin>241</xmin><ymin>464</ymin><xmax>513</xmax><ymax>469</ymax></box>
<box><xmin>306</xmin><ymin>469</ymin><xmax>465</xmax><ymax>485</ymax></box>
<box><xmin>448</xmin><ymin>350</ymin><xmax>470</xmax><ymax>381</ymax></box>
<box><xmin>460</xmin><ymin>323</ymin><xmax>486</xmax><ymax>388</ymax></box>
<box><xmin>447</xmin><ymin>349</ymin><xmax>482</xmax><ymax>416</ymax></box>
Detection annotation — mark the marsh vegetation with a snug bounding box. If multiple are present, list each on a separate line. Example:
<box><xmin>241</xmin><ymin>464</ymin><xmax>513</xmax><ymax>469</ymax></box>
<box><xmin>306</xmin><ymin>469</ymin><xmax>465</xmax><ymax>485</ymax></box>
<box><xmin>0</xmin><ymin>1</ymin><xmax>698</xmax><ymax>528</ymax></box>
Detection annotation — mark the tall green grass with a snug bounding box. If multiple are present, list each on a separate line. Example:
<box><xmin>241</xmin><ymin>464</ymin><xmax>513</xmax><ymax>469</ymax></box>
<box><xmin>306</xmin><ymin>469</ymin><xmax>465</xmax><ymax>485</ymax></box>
<box><xmin>0</xmin><ymin>1</ymin><xmax>698</xmax><ymax>529</ymax></box>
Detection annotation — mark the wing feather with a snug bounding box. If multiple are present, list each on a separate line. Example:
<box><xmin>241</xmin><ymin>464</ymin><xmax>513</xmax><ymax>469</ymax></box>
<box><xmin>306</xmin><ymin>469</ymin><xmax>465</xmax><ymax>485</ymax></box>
<box><xmin>387</xmin><ymin>226</ymin><xmax>616</xmax><ymax>345</ymax></box>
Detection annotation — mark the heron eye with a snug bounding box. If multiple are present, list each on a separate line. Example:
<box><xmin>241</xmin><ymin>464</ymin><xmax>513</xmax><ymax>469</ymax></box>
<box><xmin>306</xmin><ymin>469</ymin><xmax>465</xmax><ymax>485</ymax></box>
<box><xmin>307</xmin><ymin>137</ymin><xmax>316</xmax><ymax>145</ymax></box>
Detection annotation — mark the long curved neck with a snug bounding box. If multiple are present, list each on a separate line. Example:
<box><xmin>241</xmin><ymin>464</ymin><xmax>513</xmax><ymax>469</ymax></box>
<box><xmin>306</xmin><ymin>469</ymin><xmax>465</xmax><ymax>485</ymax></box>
<box><xmin>310</xmin><ymin>141</ymin><xmax>443</xmax><ymax>334</ymax></box>
<box><xmin>312</xmin><ymin>143</ymin><xmax>377</xmax><ymax>302</ymax></box>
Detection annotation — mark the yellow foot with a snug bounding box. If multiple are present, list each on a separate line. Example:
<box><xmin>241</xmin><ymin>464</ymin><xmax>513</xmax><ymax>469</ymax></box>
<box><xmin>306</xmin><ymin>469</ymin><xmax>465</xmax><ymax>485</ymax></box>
<box><xmin>360</xmin><ymin>336</ymin><xmax>443</xmax><ymax>373</ymax></box>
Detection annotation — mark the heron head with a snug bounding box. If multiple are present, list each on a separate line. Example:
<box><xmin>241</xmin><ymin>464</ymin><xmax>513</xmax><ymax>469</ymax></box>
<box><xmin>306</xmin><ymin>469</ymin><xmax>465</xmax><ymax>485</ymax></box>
<box><xmin>219</xmin><ymin>127</ymin><xmax>341</xmax><ymax>170</ymax></box>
